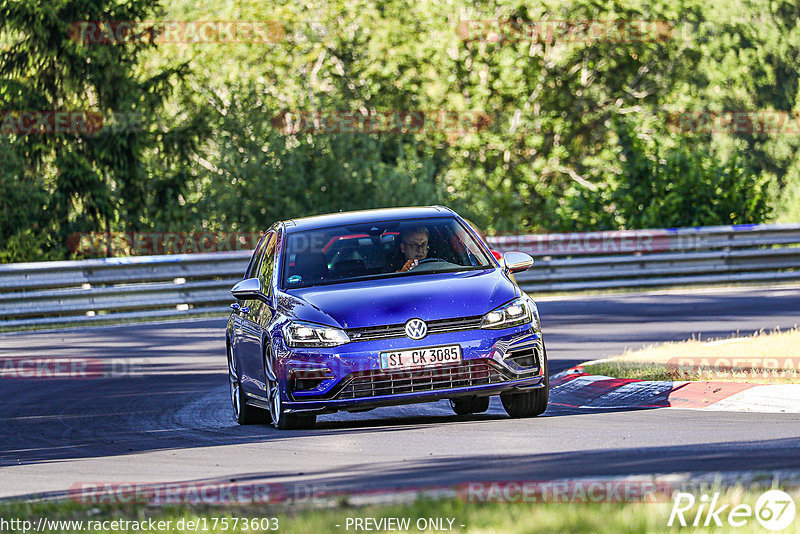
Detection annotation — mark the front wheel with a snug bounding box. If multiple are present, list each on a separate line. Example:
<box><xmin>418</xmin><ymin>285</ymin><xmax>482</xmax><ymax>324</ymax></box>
<box><xmin>265</xmin><ymin>349</ymin><xmax>316</xmax><ymax>430</ymax></box>
<box><xmin>501</xmin><ymin>344</ymin><xmax>549</xmax><ymax>418</ymax></box>
<box><xmin>450</xmin><ymin>396</ymin><xmax>490</xmax><ymax>415</ymax></box>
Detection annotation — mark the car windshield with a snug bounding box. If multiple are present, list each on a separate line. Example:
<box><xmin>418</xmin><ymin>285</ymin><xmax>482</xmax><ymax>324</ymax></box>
<box><xmin>281</xmin><ymin>218</ymin><xmax>494</xmax><ymax>289</ymax></box>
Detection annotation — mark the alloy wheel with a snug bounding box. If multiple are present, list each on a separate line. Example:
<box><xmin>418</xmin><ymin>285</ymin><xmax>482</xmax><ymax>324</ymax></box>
<box><xmin>263</xmin><ymin>348</ymin><xmax>315</xmax><ymax>430</ymax></box>
<box><xmin>264</xmin><ymin>353</ymin><xmax>282</xmax><ymax>428</ymax></box>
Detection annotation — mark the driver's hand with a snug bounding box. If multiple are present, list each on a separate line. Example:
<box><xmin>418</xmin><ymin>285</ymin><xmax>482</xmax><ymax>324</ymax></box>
<box><xmin>397</xmin><ymin>259</ymin><xmax>419</xmax><ymax>272</ymax></box>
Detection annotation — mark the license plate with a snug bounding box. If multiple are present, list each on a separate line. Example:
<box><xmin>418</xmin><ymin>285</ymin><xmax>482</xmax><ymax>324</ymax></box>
<box><xmin>379</xmin><ymin>345</ymin><xmax>462</xmax><ymax>371</ymax></box>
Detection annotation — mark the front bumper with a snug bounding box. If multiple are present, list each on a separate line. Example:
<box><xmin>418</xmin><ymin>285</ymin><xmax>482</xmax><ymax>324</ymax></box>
<box><xmin>277</xmin><ymin>325</ymin><xmax>545</xmax><ymax>414</ymax></box>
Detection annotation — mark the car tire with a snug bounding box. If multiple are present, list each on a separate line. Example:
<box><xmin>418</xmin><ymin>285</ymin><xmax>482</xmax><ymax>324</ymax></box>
<box><xmin>265</xmin><ymin>347</ymin><xmax>316</xmax><ymax>430</ymax></box>
<box><xmin>450</xmin><ymin>396</ymin><xmax>490</xmax><ymax>415</ymax></box>
<box><xmin>227</xmin><ymin>343</ymin><xmax>267</xmax><ymax>425</ymax></box>
<box><xmin>500</xmin><ymin>343</ymin><xmax>549</xmax><ymax>418</ymax></box>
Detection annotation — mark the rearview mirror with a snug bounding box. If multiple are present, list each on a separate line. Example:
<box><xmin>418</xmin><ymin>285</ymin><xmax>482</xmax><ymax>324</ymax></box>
<box><xmin>503</xmin><ymin>251</ymin><xmax>534</xmax><ymax>273</ymax></box>
<box><xmin>231</xmin><ymin>278</ymin><xmax>268</xmax><ymax>302</ymax></box>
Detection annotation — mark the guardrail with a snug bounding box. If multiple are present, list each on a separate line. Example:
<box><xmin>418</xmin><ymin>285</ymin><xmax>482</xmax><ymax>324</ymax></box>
<box><xmin>0</xmin><ymin>252</ymin><xmax>251</xmax><ymax>329</ymax></box>
<box><xmin>1</xmin><ymin>224</ymin><xmax>799</xmax><ymax>329</ymax></box>
<box><xmin>487</xmin><ymin>223</ymin><xmax>800</xmax><ymax>292</ymax></box>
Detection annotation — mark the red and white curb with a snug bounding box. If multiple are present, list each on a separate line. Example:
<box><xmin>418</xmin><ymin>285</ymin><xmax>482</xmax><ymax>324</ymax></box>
<box><xmin>550</xmin><ymin>369</ymin><xmax>800</xmax><ymax>413</ymax></box>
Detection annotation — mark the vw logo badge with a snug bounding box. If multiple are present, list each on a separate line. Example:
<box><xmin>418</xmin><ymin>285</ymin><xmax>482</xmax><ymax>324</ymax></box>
<box><xmin>404</xmin><ymin>318</ymin><xmax>427</xmax><ymax>340</ymax></box>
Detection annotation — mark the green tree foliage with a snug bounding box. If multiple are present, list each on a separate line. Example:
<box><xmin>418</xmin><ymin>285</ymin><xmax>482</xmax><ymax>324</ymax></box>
<box><xmin>192</xmin><ymin>84</ymin><xmax>447</xmax><ymax>231</ymax></box>
<box><xmin>0</xmin><ymin>0</ymin><xmax>795</xmax><ymax>261</ymax></box>
<box><xmin>0</xmin><ymin>0</ymin><xmax>205</xmax><ymax>260</ymax></box>
<box><xmin>612</xmin><ymin>124</ymin><xmax>770</xmax><ymax>228</ymax></box>
<box><xmin>438</xmin><ymin>0</ymin><xmax>702</xmax><ymax>232</ymax></box>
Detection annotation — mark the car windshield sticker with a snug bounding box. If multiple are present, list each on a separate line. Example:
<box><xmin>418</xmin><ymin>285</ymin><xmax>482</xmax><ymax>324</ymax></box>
<box><xmin>287</xmin><ymin>274</ymin><xmax>302</xmax><ymax>284</ymax></box>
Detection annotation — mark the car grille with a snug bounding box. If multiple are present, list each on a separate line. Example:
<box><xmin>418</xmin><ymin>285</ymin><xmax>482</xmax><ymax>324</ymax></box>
<box><xmin>346</xmin><ymin>315</ymin><xmax>483</xmax><ymax>342</ymax></box>
<box><xmin>333</xmin><ymin>359</ymin><xmax>512</xmax><ymax>400</ymax></box>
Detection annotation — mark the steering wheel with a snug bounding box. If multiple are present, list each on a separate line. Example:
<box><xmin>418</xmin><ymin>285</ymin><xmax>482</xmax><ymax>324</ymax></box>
<box><xmin>416</xmin><ymin>257</ymin><xmax>443</xmax><ymax>265</ymax></box>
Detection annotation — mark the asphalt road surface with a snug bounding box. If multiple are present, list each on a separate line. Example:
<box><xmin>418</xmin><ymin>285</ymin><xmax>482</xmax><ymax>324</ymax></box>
<box><xmin>1</xmin><ymin>284</ymin><xmax>799</xmax><ymax>501</ymax></box>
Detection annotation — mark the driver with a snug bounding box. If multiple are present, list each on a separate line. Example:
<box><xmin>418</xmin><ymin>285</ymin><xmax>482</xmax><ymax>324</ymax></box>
<box><xmin>397</xmin><ymin>226</ymin><xmax>429</xmax><ymax>272</ymax></box>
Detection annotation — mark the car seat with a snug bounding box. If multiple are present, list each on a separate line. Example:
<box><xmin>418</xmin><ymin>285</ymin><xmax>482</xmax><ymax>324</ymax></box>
<box><xmin>289</xmin><ymin>252</ymin><xmax>328</xmax><ymax>284</ymax></box>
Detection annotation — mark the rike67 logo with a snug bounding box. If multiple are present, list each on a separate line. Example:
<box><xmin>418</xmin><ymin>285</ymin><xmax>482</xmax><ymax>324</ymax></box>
<box><xmin>669</xmin><ymin>490</ymin><xmax>796</xmax><ymax>530</ymax></box>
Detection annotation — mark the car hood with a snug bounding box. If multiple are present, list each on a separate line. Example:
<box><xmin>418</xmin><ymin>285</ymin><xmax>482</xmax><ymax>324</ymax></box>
<box><xmin>283</xmin><ymin>268</ymin><xmax>518</xmax><ymax>329</ymax></box>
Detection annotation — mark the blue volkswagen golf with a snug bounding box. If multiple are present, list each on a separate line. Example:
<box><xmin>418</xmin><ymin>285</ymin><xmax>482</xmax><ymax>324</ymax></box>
<box><xmin>226</xmin><ymin>206</ymin><xmax>548</xmax><ymax>429</ymax></box>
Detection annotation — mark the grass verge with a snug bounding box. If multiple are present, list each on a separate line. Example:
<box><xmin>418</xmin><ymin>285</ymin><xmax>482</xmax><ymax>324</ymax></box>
<box><xmin>2</xmin><ymin>485</ymin><xmax>800</xmax><ymax>534</ymax></box>
<box><xmin>581</xmin><ymin>327</ymin><xmax>800</xmax><ymax>383</ymax></box>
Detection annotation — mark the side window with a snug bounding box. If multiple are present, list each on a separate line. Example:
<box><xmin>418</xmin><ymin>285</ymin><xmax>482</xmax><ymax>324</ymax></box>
<box><xmin>258</xmin><ymin>232</ymin><xmax>278</xmax><ymax>294</ymax></box>
<box><xmin>245</xmin><ymin>233</ymin><xmax>270</xmax><ymax>279</ymax></box>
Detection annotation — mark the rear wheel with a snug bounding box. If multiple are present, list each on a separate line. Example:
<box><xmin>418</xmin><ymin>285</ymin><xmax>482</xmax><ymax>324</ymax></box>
<box><xmin>501</xmin><ymin>344</ymin><xmax>549</xmax><ymax>418</ymax></box>
<box><xmin>265</xmin><ymin>348</ymin><xmax>316</xmax><ymax>430</ymax></box>
<box><xmin>227</xmin><ymin>344</ymin><xmax>267</xmax><ymax>425</ymax></box>
<box><xmin>450</xmin><ymin>396</ymin><xmax>490</xmax><ymax>415</ymax></box>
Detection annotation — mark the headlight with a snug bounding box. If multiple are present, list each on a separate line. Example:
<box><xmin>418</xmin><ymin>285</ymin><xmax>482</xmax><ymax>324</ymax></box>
<box><xmin>283</xmin><ymin>321</ymin><xmax>350</xmax><ymax>348</ymax></box>
<box><xmin>481</xmin><ymin>297</ymin><xmax>536</xmax><ymax>330</ymax></box>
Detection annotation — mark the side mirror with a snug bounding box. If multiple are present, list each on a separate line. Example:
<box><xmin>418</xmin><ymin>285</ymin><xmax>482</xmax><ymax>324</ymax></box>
<box><xmin>503</xmin><ymin>251</ymin><xmax>534</xmax><ymax>273</ymax></box>
<box><xmin>231</xmin><ymin>278</ymin><xmax>268</xmax><ymax>302</ymax></box>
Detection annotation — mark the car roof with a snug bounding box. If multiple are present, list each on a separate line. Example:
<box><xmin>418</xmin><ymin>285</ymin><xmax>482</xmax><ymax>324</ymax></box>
<box><xmin>281</xmin><ymin>206</ymin><xmax>457</xmax><ymax>232</ymax></box>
